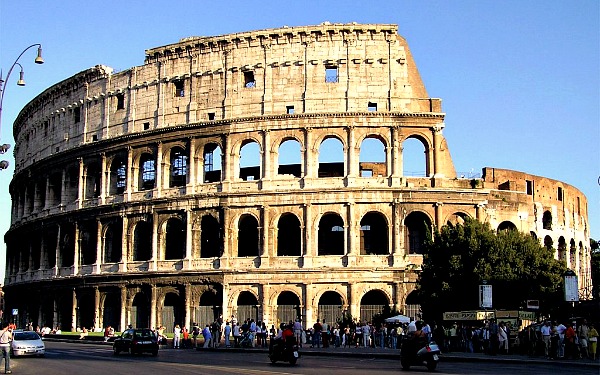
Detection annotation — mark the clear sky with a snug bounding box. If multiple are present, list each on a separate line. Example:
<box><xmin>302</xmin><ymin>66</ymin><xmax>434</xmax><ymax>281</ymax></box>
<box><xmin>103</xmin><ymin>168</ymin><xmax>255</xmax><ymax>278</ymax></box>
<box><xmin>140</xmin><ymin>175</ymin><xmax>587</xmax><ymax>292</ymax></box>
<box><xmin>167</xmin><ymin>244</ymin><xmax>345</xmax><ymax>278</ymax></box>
<box><xmin>0</xmin><ymin>0</ymin><xmax>598</xmax><ymax>281</ymax></box>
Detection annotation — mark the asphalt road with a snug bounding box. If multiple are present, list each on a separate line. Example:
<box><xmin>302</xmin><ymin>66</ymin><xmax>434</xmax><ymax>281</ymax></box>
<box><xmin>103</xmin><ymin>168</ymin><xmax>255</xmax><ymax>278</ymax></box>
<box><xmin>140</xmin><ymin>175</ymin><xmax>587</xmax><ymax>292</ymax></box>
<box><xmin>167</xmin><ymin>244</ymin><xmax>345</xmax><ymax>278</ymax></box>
<box><xmin>7</xmin><ymin>341</ymin><xmax>599</xmax><ymax>375</ymax></box>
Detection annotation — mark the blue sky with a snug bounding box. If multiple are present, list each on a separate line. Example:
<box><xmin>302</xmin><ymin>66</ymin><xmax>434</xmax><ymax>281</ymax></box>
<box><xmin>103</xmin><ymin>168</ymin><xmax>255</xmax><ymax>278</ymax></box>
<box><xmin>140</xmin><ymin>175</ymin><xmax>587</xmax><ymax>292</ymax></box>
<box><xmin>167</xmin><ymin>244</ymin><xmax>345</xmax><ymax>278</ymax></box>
<box><xmin>0</xmin><ymin>0</ymin><xmax>598</xmax><ymax>279</ymax></box>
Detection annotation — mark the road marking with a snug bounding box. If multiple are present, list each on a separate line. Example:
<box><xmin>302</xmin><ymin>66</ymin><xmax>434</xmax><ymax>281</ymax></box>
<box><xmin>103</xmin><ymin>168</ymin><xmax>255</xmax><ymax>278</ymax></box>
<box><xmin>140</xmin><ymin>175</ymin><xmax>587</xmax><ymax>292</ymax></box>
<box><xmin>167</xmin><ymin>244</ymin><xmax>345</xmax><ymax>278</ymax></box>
<box><xmin>154</xmin><ymin>361</ymin><xmax>298</xmax><ymax>375</ymax></box>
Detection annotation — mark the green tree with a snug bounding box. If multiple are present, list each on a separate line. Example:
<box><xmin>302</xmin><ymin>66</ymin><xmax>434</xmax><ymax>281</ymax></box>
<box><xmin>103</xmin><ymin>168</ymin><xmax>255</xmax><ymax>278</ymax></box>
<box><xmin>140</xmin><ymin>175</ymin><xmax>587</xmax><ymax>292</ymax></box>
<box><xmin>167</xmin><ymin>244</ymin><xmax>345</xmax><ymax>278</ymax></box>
<box><xmin>416</xmin><ymin>218</ymin><xmax>567</xmax><ymax>321</ymax></box>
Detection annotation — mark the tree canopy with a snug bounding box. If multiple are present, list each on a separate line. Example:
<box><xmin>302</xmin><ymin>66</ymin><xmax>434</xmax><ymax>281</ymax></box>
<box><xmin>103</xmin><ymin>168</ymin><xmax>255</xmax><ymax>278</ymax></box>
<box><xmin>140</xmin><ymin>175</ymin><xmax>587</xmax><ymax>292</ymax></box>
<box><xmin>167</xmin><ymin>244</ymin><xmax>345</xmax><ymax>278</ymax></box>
<box><xmin>416</xmin><ymin>218</ymin><xmax>567</xmax><ymax>321</ymax></box>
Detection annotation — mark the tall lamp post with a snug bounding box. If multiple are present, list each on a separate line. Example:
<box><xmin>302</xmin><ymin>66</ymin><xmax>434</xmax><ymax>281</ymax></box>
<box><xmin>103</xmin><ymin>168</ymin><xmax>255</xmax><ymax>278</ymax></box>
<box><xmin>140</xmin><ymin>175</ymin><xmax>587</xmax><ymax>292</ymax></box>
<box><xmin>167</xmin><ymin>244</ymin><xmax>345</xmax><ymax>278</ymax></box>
<box><xmin>0</xmin><ymin>43</ymin><xmax>44</xmax><ymax>170</ymax></box>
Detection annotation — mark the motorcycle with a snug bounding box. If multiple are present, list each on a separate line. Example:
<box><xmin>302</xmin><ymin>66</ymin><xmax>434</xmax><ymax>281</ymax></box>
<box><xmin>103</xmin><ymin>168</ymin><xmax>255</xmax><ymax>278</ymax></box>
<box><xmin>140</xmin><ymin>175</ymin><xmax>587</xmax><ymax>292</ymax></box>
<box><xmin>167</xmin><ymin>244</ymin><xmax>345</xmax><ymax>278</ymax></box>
<box><xmin>400</xmin><ymin>339</ymin><xmax>441</xmax><ymax>371</ymax></box>
<box><xmin>269</xmin><ymin>337</ymin><xmax>300</xmax><ymax>365</ymax></box>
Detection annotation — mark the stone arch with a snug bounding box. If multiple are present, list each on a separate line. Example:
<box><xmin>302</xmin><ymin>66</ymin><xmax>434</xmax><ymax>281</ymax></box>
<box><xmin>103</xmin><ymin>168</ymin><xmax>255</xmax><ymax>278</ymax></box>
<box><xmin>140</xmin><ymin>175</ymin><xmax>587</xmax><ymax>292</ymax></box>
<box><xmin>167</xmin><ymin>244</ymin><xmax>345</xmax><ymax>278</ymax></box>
<box><xmin>131</xmin><ymin>292</ymin><xmax>150</xmax><ymax>329</ymax></box>
<box><xmin>359</xmin><ymin>289</ymin><xmax>390</xmax><ymax>323</ymax></box>
<box><xmin>108</xmin><ymin>154</ymin><xmax>127</xmax><ymax>195</ymax></box>
<box><xmin>544</xmin><ymin>235</ymin><xmax>554</xmax><ymax>250</ymax></box>
<box><xmin>360</xmin><ymin>211</ymin><xmax>389</xmax><ymax>255</ymax></box>
<box><xmin>276</xmin><ymin>137</ymin><xmax>302</xmax><ymax>177</ymax></box>
<box><xmin>277</xmin><ymin>212</ymin><xmax>302</xmax><ymax>256</ymax></box>
<box><xmin>169</xmin><ymin>145</ymin><xmax>188</xmax><ymax>187</ymax></box>
<box><xmin>542</xmin><ymin>210</ymin><xmax>552</xmax><ymax>230</ymax></box>
<box><xmin>317</xmin><ymin>291</ymin><xmax>344</xmax><ymax>325</ymax></box>
<box><xmin>138</xmin><ymin>152</ymin><xmax>156</xmax><ymax>191</ymax></box>
<box><xmin>358</xmin><ymin>134</ymin><xmax>387</xmax><ymax>177</ymax></box>
<box><xmin>404</xmin><ymin>290</ymin><xmax>421</xmax><ymax>320</ymax></box>
<box><xmin>318</xmin><ymin>212</ymin><xmax>345</xmax><ymax>256</ymax></box>
<box><xmin>161</xmin><ymin>216</ymin><xmax>186</xmax><ymax>260</ymax></box>
<box><xmin>276</xmin><ymin>291</ymin><xmax>301</xmax><ymax>326</ymax></box>
<box><xmin>530</xmin><ymin>231</ymin><xmax>538</xmax><ymax>241</ymax></box>
<box><xmin>445</xmin><ymin>211</ymin><xmax>470</xmax><ymax>226</ymax></box>
<box><xmin>196</xmin><ymin>288</ymin><xmax>223</xmax><ymax>327</ymax></box>
<box><xmin>77</xmin><ymin>291</ymin><xmax>95</xmax><ymax>330</ymax></box>
<box><xmin>402</xmin><ymin>134</ymin><xmax>431</xmax><ymax>177</ymax></box>
<box><xmin>498</xmin><ymin>221</ymin><xmax>517</xmax><ymax>231</ymax></box>
<box><xmin>238</xmin><ymin>138</ymin><xmax>262</xmax><ymax>181</ymax></box>
<box><xmin>79</xmin><ymin>220</ymin><xmax>97</xmax><ymax>265</ymax></box>
<box><xmin>237</xmin><ymin>214</ymin><xmax>260</xmax><ymax>257</ymax></box>
<box><xmin>102</xmin><ymin>290</ymin><xmax>122</xmax><ymax>331</ymax></box>
<box><xmin>404</xmin><ymin>211</ymin><xmax>432</xmax><ymax>254</ymax></box>
<box><xmin>84</xmin><ymin>161</ymin><xmax>101</xmax><ymax>199</ymax></box>
<box><xmin>318</xmin><ymin>135</ymin><xmax>345</xmax><ymax>178</ymax></box>
<box><xmin>103</xmin><ymin>219</ymin><xmax>122</xmax><ymax>263</ymax></box>
<box><xmin>132</xmin><ymin>220</ymin><xmax>152</xmax><ymax>261</ymax></box>
<box><xmin>569</xmin><ymin>238</ymin><xmax>577</xmax><ymax>269</ymax></box>
<box><xmin>557</xmin><ymin>236</ymin><xmax>567</xmax><ymax>262</ymax></box>
<box><xmin>200</xmin><ymin>214</ymin><xmax>221</xmax><ymax>258</ymax></box>
<box><xmin>202</xmin><ymin>142</ymin><xmax>223</xmax><ymax>183</ymax></box>
<box><xmin>236</xmin><ymin>291</ymin><xmax>260</xmax><ymax>323</ymax></box>
<box><xmin>160</xmin><ymin>291</ymin><xmax>184</xmax><ymax>333</ymax></box>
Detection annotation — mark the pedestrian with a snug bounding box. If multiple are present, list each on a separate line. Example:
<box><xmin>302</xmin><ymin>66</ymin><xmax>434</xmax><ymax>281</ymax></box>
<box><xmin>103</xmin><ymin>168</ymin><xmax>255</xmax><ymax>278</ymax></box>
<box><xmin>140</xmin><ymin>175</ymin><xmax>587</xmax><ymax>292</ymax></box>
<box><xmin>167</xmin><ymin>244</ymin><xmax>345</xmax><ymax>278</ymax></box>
<box><xmin>173</xmin><ymin>324</ymin><xmax>181</xmax><ymax>349</ymax></box>
<box><xmin>192</xmin><ymin>323</ymin><xmax>200</xmax><ymax>348</ymax></box>
<box><xmin>202</xmin><ymin>324</ymin><xmax>212</xmax><ymax>348</ymax></box>
<box><xmin>293</xmin><ymin>319</ymin><xmax>303</xmax><ymax>348</ymax></box>
<box><xmin>312</xmin><ymin>319</ymin><xmax>322</xmax><ymax>348</ymax></box>
<box><xmin>578</xmin><ymin>319</ymin><xmax>590</xmax><ymax>359</ymax></box>
<box><xmin>588</xmin><ymin>323</ymin><xmax>598</xmax><ymax>360</ymax></box>
<box><xmin>0</xmin><ymin>324</ymin><xmax>12</xmax><ymax>374</ymax></box>
<box><xmin>233</xmin><ymin>322</ymin><xmax>241</xmax><ymax>347</ymax></box>
<box><xmin>224</xmin><ymin>321</ymin><xmax>232</xmax><ymax>348</ymax></box>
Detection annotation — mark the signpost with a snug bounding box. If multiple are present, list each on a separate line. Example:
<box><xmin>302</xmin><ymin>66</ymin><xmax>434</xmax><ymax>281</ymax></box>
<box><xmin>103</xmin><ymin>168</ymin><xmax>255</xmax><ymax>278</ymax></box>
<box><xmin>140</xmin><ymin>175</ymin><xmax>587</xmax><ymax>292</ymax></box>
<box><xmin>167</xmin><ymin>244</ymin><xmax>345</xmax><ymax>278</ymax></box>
<box><xmin>564</xmin><ymin>270</ymin><xmax>579</xmax><ymax>302</ymax></box>
<box><xmin>479</xmin><ymin>281</ymin><xmax>493</xmax><ymax>309</ymax></box>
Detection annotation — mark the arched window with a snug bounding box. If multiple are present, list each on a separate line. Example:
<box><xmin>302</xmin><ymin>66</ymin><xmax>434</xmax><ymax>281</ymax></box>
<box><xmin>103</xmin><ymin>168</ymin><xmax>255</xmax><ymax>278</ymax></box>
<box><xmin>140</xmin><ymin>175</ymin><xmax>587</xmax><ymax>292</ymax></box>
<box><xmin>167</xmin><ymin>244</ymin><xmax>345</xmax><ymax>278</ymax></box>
<box><xmin>238</xmin><ymin>214</ymin><xmax>259</xmax><ymax>257</ymax></box>
<box><xmin>542</xmin><ymin>211</ymin><xmax>552</xmax><ymax>230</ymax></box>
<box><xmin>277</xmin><ymin>213</ymin><xmax>301</xmax><ymax>256</ymax></box>
<box><xmin>139</xmin><ymin>153</ymin><xmax>156</xmax><ymax>190</ymax></box>
<box><xmin>402</xmin><ymin>136</ymin><xmax>429</xmax><ymax>177</ymax></box>
<box><xmin>318</xmin><ymin>213</ymin><xmax>345</xmax><ymax>255</ymax></box>
<box><xmin>404</xmin><ymin>212</ymin><xmax>431</xmax><ymax>254</ymax></box>
<box><xmin>200</xmin><ymin>215</ymin><xmax>221</xmax><ymax>258</ymax></box>
<box><xmin>164</xmin><ymin>218</ymin><xmax>185</xmax><ymax>260</ymax></box>
<box><xmin>133</xmin><ymin>221</ymin><xmax>152</xmax><ymax>261</ymax></box>
<box><xmin>318</xmin><ymin>137</ymin><xmax>344</xmax><ymax>177</ymax></box>
<box><xmin>110</xmin><ymin>157</ymin><xmax>127</xmax><ymax>195</ymax></box>
<box><xmin>360</xmin><ymin>212</ymin><xmax>388</xmax><ymax>255</ymax></box>
<box><xmin>170</xmin><ymin>147</ymin><xmax>188</xmax><ymax>187</ymax></box>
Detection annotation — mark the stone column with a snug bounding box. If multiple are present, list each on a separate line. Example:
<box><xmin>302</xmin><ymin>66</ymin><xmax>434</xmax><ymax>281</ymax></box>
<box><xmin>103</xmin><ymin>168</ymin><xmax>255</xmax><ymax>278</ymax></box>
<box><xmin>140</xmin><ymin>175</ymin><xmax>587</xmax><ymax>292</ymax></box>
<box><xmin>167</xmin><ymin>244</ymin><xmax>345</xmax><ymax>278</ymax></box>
<box><xmin>100</xmin><ymin>152</ymin><xmax>107</xmax><ymax>205</ymax></box>
<box><xmin>184</xmin><ymin>283</ymin><xmax>191</xmax><ymax>331</ymax></box>
<box><xmin>432</xmin><ymin>124</ymin><xmax>445</xmax><ymax>178</ymax></box>
<box><xmin>44</xmin><ymin>175</ymin><xmax>51</xmax><ymax>210</ymax></box>
<box><xmin>345</xmin><ymin>202</ymin><xmax>356</xmax><ymax>266</ymax></box>
<box><xmin>72</xmin><ymin>288</ymin><xmax>78</xmax><ymax>332</ymax></box>
<box><xmin>302</xmin><ymin>203</ymin><xmax>313</xmax><ymax>267</ymax></box>
<box><xmin>95</xmin><ymin>219</ymin><xmax>103</xmax><ymax>274</ymax></box>
<box><xmin>53</xmin><ymin>298</ymin><xmax>59</xmax><ymax>329</ymax></box>
<box><xmin>392</xmin><ymin>199</ymin><xmax>402</xmax><ymax>265</ymax></box>
<box><xmin>150</xmin><ymin>285</ymin><xmax>157</xmax><ymax>330</ymax></box>
<box><xmin>120</xmin><ymin>215</ymin><xmax>128</xmax><ymax>272</ymax></box>
<box><xmin>156</xmin><ymin>142</ymin><xmax>163</xmax><ymax>196</ymax></box>
<box><xmin>435</xmin><ymin>202</ymin><xmax>443</xmax><ymax>229</ymax></box>
<box><xmin>73</xmin><ymin>222</ymin><xmax>80</xmax><ymax>275</ymax></box>
<box><xmin>120</xmin><ymin>286</ymin><xmax>127</xmax><ymax>331</ymax></box>
<box><xmin>304</xmin><ymin>284</ymin><xmax>316</xmax><ymax>327</ymax></box>
<box><xmin>303</xmin><ymin>128</ymin><xmax>315</xmax><ymax>180</ymax></box>
<box><xmin>94</xmin><ymin>287</ymin><xmax>100</xmax><ymax>331</ymax></box>
<box><xmin>60</xmin><ymin>169</ymin><xmax>68</xmax><ymax>207</ymax></box>
<box><xmin>261</xmin><ymin>205</ymin><xmax>270</xmax><ymax>261</ymax></box>
<box><xmin>185</xmin><ymin>209</ymin><xmax>193</xmax><ymax>269</ymax></box>
<box><xmin>262</xmin><ymin>130</ymin><xmax>271</xmax><ymax>183</ymax></box>
<box><xmin>77</xmin><ymin>157</ymin><xmax>84</xmax><ymax>209</ymax></box>
<box><xmin>188</xmin><ymin>138</ymin><xmax>196</xmax><ymax>193</ymax></box>
<box><xmin>346</xmin><ymin>126</ymin><xmax>358</xmax><ymax>185</ymax></box>
<box><xmin>151</xmin><ymin>212</ymin><xmax>159</xmax><ymax>271</ymax></box>
<box><xmin>126</xmin><ymin>146</ymin><xmax>133</xmax><ymax>201</ymax></box>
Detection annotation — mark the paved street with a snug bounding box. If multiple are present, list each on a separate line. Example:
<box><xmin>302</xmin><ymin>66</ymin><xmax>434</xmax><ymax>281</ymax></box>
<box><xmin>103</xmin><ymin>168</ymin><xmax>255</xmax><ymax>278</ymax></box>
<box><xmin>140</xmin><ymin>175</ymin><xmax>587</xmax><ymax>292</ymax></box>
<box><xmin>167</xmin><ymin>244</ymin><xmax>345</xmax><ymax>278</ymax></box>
<box><xmin>7</xmin><ymin>341</ymin><xmax>599</xmax><ymax>375</ymax></box>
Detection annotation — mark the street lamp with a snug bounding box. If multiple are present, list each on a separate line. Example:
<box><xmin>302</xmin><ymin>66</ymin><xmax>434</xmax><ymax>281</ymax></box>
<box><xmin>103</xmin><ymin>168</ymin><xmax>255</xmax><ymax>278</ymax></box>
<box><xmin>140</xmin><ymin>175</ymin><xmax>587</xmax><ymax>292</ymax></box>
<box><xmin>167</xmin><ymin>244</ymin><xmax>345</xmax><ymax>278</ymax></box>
<box><xmin>0</xmin><ymin>43</ymin><xmax>44</xmax><ymax>170</ymax></box>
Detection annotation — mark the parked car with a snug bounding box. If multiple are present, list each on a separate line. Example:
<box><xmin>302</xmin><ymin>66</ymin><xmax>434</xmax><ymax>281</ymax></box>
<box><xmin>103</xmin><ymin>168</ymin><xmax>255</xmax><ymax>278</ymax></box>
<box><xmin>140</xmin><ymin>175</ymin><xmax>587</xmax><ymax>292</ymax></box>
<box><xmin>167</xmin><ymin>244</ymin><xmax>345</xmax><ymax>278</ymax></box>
<box><xmin>113</xmin><ymin>328</ymin><xmax>158</xmax><ymax>356</ymax></box>
<box><xmin>11</xmin><ymin>330</ymin><xmax>45</xmax><ymax>357</ymax></box>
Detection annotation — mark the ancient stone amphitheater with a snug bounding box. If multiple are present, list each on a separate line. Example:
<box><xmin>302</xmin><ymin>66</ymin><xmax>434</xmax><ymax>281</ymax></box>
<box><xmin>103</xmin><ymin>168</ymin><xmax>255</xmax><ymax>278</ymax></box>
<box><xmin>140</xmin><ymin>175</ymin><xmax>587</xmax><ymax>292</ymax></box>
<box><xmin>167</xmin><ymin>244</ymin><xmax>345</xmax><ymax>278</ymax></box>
<box><xmin>4</xmin><ymin>23</ymin><xmax>591</xmax><ymax>332</ymax></box>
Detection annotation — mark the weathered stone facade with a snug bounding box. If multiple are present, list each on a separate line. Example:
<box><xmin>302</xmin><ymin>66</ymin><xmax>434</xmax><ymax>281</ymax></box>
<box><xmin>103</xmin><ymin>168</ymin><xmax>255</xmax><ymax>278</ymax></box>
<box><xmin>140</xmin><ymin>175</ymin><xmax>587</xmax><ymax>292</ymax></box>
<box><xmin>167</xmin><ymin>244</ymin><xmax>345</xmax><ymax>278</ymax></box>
<box><xmin>4</xmin><ymin>23</ymin><xmax>591</xmax><ymax>332</ymax></box>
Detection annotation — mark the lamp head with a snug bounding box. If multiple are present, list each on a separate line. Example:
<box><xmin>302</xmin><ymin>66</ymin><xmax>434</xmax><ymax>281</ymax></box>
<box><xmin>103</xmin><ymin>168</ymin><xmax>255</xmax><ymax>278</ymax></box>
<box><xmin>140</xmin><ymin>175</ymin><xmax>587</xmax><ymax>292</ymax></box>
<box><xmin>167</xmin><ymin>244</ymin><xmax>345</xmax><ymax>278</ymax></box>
<box><xmin>17</xmin><ymin>70</ymin><xmax>25</xmax><ymax>86</ymax></box>
<box><xmin>0</xmin><ymin>161</ymin><xmax>9</xmax><ymax>170</ymax></box>
<box><xmin>35</xmin><ymin>46</ymin><xmax>44</xmax><ymax>64</ymax></box>
<box><xmin>0</xmin><ymin>144</ymin><xmax>10</xmax><ymax>154</ymax></box>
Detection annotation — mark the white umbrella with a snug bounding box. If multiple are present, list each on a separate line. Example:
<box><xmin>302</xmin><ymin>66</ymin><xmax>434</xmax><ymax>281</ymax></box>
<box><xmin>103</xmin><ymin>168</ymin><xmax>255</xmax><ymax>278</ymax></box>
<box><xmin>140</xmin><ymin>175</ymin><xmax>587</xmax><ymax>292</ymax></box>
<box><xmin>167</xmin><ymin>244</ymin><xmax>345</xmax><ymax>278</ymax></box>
<box><xmin>384</xmin><ymin>314</ymin><xmax>411</xmax><ymax>324</ymax></box>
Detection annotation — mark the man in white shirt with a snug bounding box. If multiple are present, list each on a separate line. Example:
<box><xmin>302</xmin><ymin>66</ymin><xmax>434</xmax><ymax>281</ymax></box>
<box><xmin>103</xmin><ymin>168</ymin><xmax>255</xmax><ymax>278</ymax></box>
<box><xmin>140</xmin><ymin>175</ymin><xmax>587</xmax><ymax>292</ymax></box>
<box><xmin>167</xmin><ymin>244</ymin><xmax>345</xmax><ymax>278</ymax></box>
<box><xmin>540</xmin><ymin>321</ymin><xmax>552</xmax><ymax>358</ymax></box>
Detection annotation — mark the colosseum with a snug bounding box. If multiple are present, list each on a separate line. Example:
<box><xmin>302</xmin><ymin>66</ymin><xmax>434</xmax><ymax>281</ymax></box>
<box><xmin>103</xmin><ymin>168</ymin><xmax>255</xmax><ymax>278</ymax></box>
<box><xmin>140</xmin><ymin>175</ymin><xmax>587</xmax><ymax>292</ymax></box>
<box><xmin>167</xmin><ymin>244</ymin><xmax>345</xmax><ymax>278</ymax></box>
<box><xmin>3</xmin><ymin>23</ymin><xmax>592</xmax><ymax>333</ymax></box>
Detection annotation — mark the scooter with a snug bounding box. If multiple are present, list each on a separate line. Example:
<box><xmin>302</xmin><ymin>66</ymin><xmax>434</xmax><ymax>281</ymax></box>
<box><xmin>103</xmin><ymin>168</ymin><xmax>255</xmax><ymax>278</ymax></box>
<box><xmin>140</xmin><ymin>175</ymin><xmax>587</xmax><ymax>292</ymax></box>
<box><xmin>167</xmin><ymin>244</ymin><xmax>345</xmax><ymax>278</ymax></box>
<box><xmin>269</xmin><ymin>337</ymin><xmax>300</xmax><ymax>365</ymax></box>
<box><xmin>400</xmin><ymin>339</ymin><xmax>441</xmax><ymax>371</ymax></box>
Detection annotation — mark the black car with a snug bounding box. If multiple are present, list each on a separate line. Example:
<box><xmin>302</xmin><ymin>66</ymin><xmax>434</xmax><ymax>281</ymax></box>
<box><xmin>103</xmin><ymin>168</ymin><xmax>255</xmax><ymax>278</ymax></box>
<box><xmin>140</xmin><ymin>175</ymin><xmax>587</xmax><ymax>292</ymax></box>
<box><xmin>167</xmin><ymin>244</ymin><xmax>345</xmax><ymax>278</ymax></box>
<box><xmin>113</xmin><ymin>328</ymin><xmax>159</xmax><ymax>356</ymax></box>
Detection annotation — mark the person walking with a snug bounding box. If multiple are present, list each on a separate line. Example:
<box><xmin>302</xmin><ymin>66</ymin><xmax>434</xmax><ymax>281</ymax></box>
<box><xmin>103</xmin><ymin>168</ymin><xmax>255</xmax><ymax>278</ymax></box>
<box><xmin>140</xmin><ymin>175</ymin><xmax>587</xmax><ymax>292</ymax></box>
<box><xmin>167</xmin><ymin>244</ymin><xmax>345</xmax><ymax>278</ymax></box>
<box><xmin>202</xmin><ymin>324</ymin><xmax>212</xmax><ymax>348</ymax></box>
<box><xmin>224</xmin><ymin>321</ymin><xmax>232</xmax><ymax>348</ymax></box>
<box><xmin>587</xmin><ymin>323</ymin><xmax>598</xmax><ymax>360</ymax></box>
<box><xmin>173</xmin><ymin>324</ymin><xmax>181</xmax><ymax>349</ymax></box>
<box><xmin>0</xmin><ymin>324</ymin><xmax>13</xmax><ymax>374</ymax></box>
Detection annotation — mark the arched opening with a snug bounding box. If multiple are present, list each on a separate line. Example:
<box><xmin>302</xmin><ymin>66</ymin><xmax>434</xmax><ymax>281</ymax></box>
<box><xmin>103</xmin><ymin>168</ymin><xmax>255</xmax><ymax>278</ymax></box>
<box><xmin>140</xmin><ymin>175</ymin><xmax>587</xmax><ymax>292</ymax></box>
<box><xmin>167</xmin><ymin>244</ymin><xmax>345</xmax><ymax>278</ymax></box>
<box><xmin>200</xmin><ymin>215</ymin><xmax>221</xmax><ymax>258</ymax></box>
<box><xmin>530</xmin><ymin>231</ymin><xmax>538</xmax><ymax>240</ymax></box>
<box><xmin>359</xmin><ymin>136</ymin><xmax>386</xmax><ymax>177</ymax></box>
<box><xmin>169</xmin><ymin>146</ymin><xmax>188</xmax><ymax>187</ymax></box>
<box><xmin>557</xmin><ymin>236</ymin><xmax>567</xmax><ymax>263</ymax></box>
<box><xmin>77</xmin><ymin>293</ymin><xmax>95</xmax><ymax>330</ymax></box>
<box><xmin>104</xmin><ymin>221</ymin><xmax>122</xmax><ymax>263</ymax></box>
<box><xmin>139</xmin><ymin>153</ymin><xmax>156</xmax><ymax>191</ymax></box>
<box><xmin>196</xmin><ymin>290</ymin><xmax>222</xmax><ymax>328</ymax></box>
<box><xmin>318</xmin><ymin>291</ymin><xmax>344</xmax><ymax>325</ymax></box>
<box><xmin>48</xmin><ymin>172</ymin><xmax>63</xmax><ymax>205</ymax></box>
<box><xmin>277</xmin><ymin>213</ymin><xmax>301</xmax><ymax>256</ymax></box>
<box><xmin>203</xmin><ymin>143</ymin><xmax>222</xmax><ymax>183</ymax></box>
<box><xmin>404</xmin><ymin>291</ymin><xmax>421</xmax><ymax>321</ymax></box>
<box><xmin>276</xmin><ymin>291</ymin><xmax>301</xmax><ymax>327</ymax></box>
<box><xmin>542</xmin><ymin>211</ymin><xmax>552</xmax><ymax>230</ymax></box>
<box><xmin>237</xmin><ymin>291</ymin><xmax>259</xmax><ymax>323</ymax></box>
<box><xmin>237</xmin><ymin>214</ymin><xmax>259</xmax><ymax>257</ymax></box>
<box><xmin>133</xmin><ymin>221</ymin><xmax>152</xmax><ymax>261</ymax></box>
<box><xmin>164</xmin><ymin>218</ymin><xmax>185</xmax><ymax>260</ymax></box>
<box><xmin>103</xmin><ymin>291</ymin><xmax>122</xmax><ymax>331</ymax></box>
<box><xmin>43</xmin><ymin>225</ymin><xmax>58</xmax><ymax>269</ymax></box>
<box><xmin>239</xmin><ymin>140</ymin><xmax>261</xmax><ymax>181</ymax></box>
<box><xmin>402</xmin><ymin>136</ymin><xmax>429</xmax><ymax>177</ymax></box>
<box><xmin>318</xmin><ymin>137</ymin><xmax>344</xmax><ymax>177</ymax></box>
<box><xmin>109</xmin><ymin>156</ymin><xmax>127</xmax><ymax>195</ymax></box>
<box><xmin>318</xmin><ymin>213</ymin><xmax>345</xmax><ymax>256</ymax></box>
<box><xmin>84</xmin><ymin>163</ymin><xmax>101</xmax><ymax>199</ymax></box>
<box><xmin>59</xmin><ymin>223</ymin><xmax>75</xmax><ymax>267</ymax></box>
<box><xmin>498</xmin><ymin>221</ymin><xmax>517</xmax><ymax>232</ymax></box>
<box><xmin>544</xmin><ymin>235</ymin><xmax>554</xmax><ymax>250</ymax></box>
<box><xmin>360</xmin><ymin>211</ymin><xmax>388</xmax><ymax>255</ymax></box>
<box><xmin>30</xmin><ymin>233</ymin><xmax>41</xmax><ymax>270</ymax></box>
<box><xmin>131</xmin><ymin>293</ymin><xmax>150</xmax><ymax>329</ymax></box>
<box><xmin>569</xmin><ymin>239</ymin><xmax>576</xmax><ymax>269</ymax></box>
<box><xmin>447</xmin><ymin>212</ymin><xmax>468</xmax><ymax>226</ymax></box>
<box><xmin>162</xmin><ymin>293</ymin><xmax>183</xmax><ymax>333</ymax></box>
<box><xmin>79</xmin><ymin>221</ymin><xmax>97</xmax><ymax>265</ymax></box>
<box><xmin>404</xmin><ymin>211</ymin><xmax>431</xmax><ymax>254</ymax></box>
<box><xmin>277</xmin><ymin>138</ymin><xmax>301</xmax><ymax>177</ymax></box>
<box><xmin>360</xmin><ymin>290</ymin><xmax>389</xmax><ymax>323</ymax></box>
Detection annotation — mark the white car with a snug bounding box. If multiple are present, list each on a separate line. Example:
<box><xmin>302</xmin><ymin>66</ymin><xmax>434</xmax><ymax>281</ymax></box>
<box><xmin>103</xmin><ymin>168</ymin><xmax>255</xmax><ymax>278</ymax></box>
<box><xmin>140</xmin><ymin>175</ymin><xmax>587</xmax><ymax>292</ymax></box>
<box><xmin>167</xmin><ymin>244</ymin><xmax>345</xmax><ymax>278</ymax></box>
<box><xmin>11</xmin><ymin>331</ymin><xmax>45</xmax><ymax>357</ymax></box>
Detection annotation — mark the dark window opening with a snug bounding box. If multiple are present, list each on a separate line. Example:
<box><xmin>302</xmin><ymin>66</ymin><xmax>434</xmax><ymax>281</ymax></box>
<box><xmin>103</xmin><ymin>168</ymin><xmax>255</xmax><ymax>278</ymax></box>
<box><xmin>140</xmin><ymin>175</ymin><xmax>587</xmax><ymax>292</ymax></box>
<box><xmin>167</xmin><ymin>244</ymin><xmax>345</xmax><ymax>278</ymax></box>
<box><xmin>286</xmin><ymin>105</ymin><xmax>295</xmax><ymax>114</ymax></box>
<box><xmin>116</xmin><ymin>93</ymin><xmax>125</xmax><ymax>110</ymax></box>
<box><xmin>318</xmin><ymin>213</ymin><xmax>344</xmax><ymax>255</ymax></box>
<box><xmin>277</xmin><ymin>213</ymin><xmax>301</xmax><ymax>256</ymax></box>
<box><xmin>165</xmin><ymin>218</ymin><xmax>185</xmax><ymax>260</ymax></box>
<box><xmin>200</xmin><ymin>215</ymin><xmax>222</xmax><ymax>258</ymax></box>
<box><xmin>170</xmin><ymin>148</ymin><xmax>188</xmax><ymax>187</ymax></box>
<box><xmin>244</xmin><ymin>71</ymin><xmax>256</xmax><ymax>88</ymax></box>
<box><xmin>367</xmin><ymin>102</ymin><xmax>377</xmax><ymax>112</ymax></box>
<box><xmin>238</xmin><ymin>215</ymin><xmax>259</xmax><ymax>257</ymax></box>
<box><xmin>74</xmin><ymin>107</ymin><xmax>81</xmax><ymax>123</ymax></box>
<box><xmin>208</xmin><ymin>112</ymin><xmax>215</xmax><ymax>120</ymax></box>
<box><xmin>542</xmin><ymin>211</ymin><xmax>552</xmax><ymax>230</ymax></box>
<box><xmin>104</xmin><ymin>222</ymin><xmax>123</xmax><ymax>263</ymax></box>
<box><xmin>526</xmin><ymin>180</ymin><xmax>533</xmax><ymax>195</ymax></box>
<box><xmin>325</xmin><ymin>65</ymin><xmax>338</xmax><ymax>83</ymax></box>
<box><xmin>174</xmin><ymin>80</ymin><xmax>185</xmax><ymax>97</ymax></box>
<box><xmin>557</xmin><ymin>187</ymin><xmax>563</xmax><ymax>201</ymax></box>
<box><xmin>116</xmin><ymin>162</ymin><xmax>126</xmax><ymax>194</ymax></box>
<box><xmin>143</xmin><ymin>122</ymin><xmax>150</xmax><ymax>130</ymax></box>
<box><xmin>140</xmin><ymin>155</ymin><xmax>156</xmax><ymax>190</ymax></box>
<box><xmin>80</xmin><ymin>222</ymin><xmax>97</xmax><ymax>265</ymax></box>
<box><xmin>92</xmin><ymin>135</ymin><xmax>98</xmax><ymax>142</ymax></box>
<box><xmin>405</xmin><ymin>212</ymin><xmax>431</xmax><ymax>255</ymax></box>
<box><xmin>133</xmin><ymin>221</ymin><xmax>152</xmax><ymax>261</ymax></box>
<box><xmin>360</xmin><ymin>212</ymin><xmax>388</xmax><ymax>255</ymax></box>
